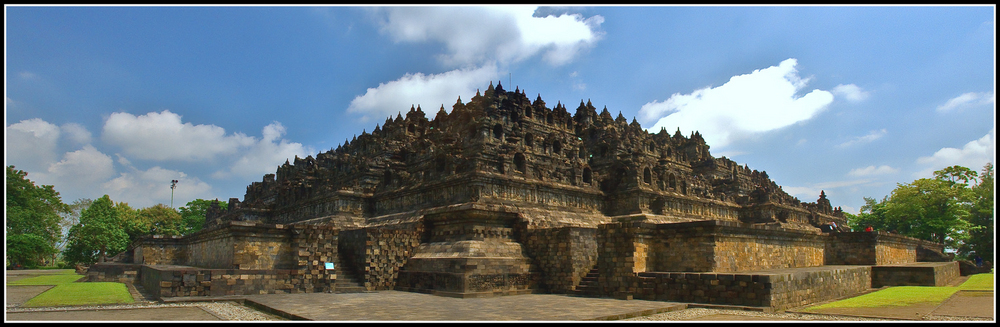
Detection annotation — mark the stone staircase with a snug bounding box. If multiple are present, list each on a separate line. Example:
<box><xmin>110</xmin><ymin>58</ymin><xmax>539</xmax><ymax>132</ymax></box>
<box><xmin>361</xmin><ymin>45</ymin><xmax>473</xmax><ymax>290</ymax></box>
<box><xmin>333</xmin><ymin>265</ymin><xmax>367</xmax><ymax>293</ymax></box>
<box><xmin>571</xmin><ymin>268</ymin><xmax>601</xmax><ymax>297</ymax></box>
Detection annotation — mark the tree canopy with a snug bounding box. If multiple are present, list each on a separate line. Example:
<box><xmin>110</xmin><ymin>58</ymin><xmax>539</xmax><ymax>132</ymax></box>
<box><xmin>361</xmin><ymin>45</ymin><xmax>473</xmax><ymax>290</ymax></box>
<box><xmin>10</xmin><ymin>164</ymin><xmax>229</xmax><ymax>266</ymax></box>
<box><xmin>6</xmin><ymin>166</ymin><xmax>69</xmax><ymax>268</ymax></box>
<box><xmin>847</xmin><ymin>164</ymin><xmax>994</xmax><ymax>258</ymax></box>
<box><xmin>962</xmin><ymin>163</ymin><xmax>994</xmax><ymax>260</ymax></box>
<box><xmin>178</xmin><ymin>199</ymin><xmax>225</xmax><ymax>235</ymax></box>
<box><xmin>62</xmin><ymin>195</ymin><xmax>131</xmax><ymax>264</ymax></box>
<box><xmin>139</xmin><ymin>204</ymin><xmax>184</xmax><ymax>237</ymax></box>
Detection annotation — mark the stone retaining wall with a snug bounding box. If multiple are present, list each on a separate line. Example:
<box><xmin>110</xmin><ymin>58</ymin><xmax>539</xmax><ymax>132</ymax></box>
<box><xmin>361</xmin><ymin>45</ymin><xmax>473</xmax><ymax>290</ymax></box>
<box><xmin>133</xmin><ymin>237</ymin><xmax>186</xmax><ymax>266</ymax></box>
<box><xmin>339</xmin><ymin>224</ymin><xmax>423</xmax><ymax>291</ymax></box>
<box><xmin>139</xmin><ymin>266</ymin><xmax>331</xmax><ymax>298</ymax></box>
<box><xmin>653</xmin><ymin>220</ymin><xmax>825</xmax><ymax>273</ymax></box>
<box><xmin>871</xmin><ymin>262</ymin><xmax>960</xmax><ymax>287</ymax></box>
<box><xmin>594</xmin><ymin>219</ymin><xmax>878</xmax><ymax>308</ymax></box>
<box><xmin>134</xmin><ymin>222</ymin><xmax>299</xmax><ymax>269</ymax></box>
<box><xmin>632</xmin><ymin>266</ymin><xmax>871</xmax><ymax>310</ymax></box>
<box><xmin>523</xmin><ymin>227</ymin><xmax>598</xmax><ymax>293</ymax></box>
<box><xmin>596</xmin><ymin>219</ymin><xmax>653</xmax><ymax>299</ymax></box>
<box><xmin>825</xmin><ymin>232</ymin><xmax>920</xmax><ymax>265</ymax></box>
<box><xmin>86</xmin><ymin>263</ymin><xmax>142</xmax><ymax>284</ymax></box>
<box><xmin>116</xmin><ymin>223</ymin><xmax>340</xmax><ymax>299</ymax></box>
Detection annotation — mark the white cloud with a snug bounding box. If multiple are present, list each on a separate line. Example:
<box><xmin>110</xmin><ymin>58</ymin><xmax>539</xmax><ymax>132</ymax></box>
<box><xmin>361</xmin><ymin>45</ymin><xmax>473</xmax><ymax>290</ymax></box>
<box><xmin>6</xmin><ymin>118</ymin><xmax>62</xmax><ymax>172</ymax></box>
<box><xmin>347</xmin><ymin>64</ymin><xmax>500</xmax><ymax>122</ymax></box>
<box><xmin>376</xmin><ymin>6</ymin><xmax>603</xmax><ymax>67</ymax></box>
<box><xmin>937</xmin><ymin>92</ymin><xmax>995</xmax><ymax>112</ymax></box>
<box><xmin>7</xmin><ymin>114</ymin><xmax>308</xmax><ymax>208</ymax></box>
<box><xmin>353</xmin><ymin>6</ymin><xmax>602</xmax><ymax>121</ymax></box>
<box><xmin>838</xmin><ymin>129</ymin><xmax>887</xmax><ymax>148</ymax></box>
<box><xmin>42</xmin><ymin>145</ymin><xmax>116</xmax><ymax>189</ymax></box>
<box><xmin>61</xmin><ymin>123</ymin><xmax>93</xmax><ymax>145</ymax></box>
<box><xmin>213</xmin><ymin>122</ymin><xmax>314</xmax><ymax>180</ymax></box>
<box><xmin>831</xmin><ymin>84</ymin><xmax>870</xmax><ymax>103</ymax></box>
<box><xmin>103</xmin><ymin>166</ymin><xmax>214</xmax><ymax>208</ymax></box>
<box><xmin>639</xmin><ymin>58</ymin><xmax>835</xmax><ymax>148</ymax></box>
<box><xmin>914</xmin><ymin>128</ymin><xmax>995</xmax><ymax>178</ymax></box>
<box><xmin>19</xmin><ymin>71</ymin><xmax>37</xmax><ymax>80</ymax></box>
<box><xmin>116</xmin><ymin>154</ymin><xmax>131</xmax><ymax>166</ymax></box>
<box><xmin>102</xmin><ymin>110</ymin><xmax>256</xmax><ymax>161</ymax></box>
<box><xmin>847</xmin><ymin>165</ymin><xmax>899</xmax><ymax>177</ymax></box>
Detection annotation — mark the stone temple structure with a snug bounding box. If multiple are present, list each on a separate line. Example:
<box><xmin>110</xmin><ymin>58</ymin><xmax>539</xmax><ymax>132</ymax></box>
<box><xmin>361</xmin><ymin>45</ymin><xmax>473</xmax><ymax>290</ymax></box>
<box><xmin>92</xmin><ymin>82</ymin><xmax>957</xmax><ymax>311</ymax></box>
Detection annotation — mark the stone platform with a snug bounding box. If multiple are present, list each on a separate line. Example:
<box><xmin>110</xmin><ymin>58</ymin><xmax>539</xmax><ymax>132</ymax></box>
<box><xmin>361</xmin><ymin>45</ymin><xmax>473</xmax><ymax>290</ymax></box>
<box><xmin>132</xmin><ymin>264</ymin><xmax>334</xmax><ymax>298</ymax></box>
<box><xmin>871</xmin><ymin>261</ymin><xmax>960</xmax><ymax>288</ymax></box>
<box><xmin>239</xmin><ymin>290</ymin><xmax>687</xmax><ymax>321</ymax></box>
<box><xmin>632</xmin><ymin>265</ymin><xmax>873</xmax><ymax>311</ymax></box>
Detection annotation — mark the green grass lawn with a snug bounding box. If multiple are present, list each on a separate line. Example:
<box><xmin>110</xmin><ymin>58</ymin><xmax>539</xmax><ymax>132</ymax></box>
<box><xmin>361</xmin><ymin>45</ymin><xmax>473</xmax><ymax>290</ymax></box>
<box><xmin>806</xmin><ymin>272</ymin><xmax>995</xmax><ymax>311</ymax></box>
<box><xmin>23</xmin><ymin>282</ymin><xmax>134</xmax><ymax>307</ymax></box>
<box><xmin>7</xmin><ymin>270</ymin><xmax>135</xmax><ymax>307</ymax></box>
<box><xmin>958</xmin><ymin>272</ymin><xmax>994</xmax><ymax>290</ymax></box>
<box><xmin>806</xmin><ymin>286</ymin><xmax>959</xmax><ymax>310</ymax></box>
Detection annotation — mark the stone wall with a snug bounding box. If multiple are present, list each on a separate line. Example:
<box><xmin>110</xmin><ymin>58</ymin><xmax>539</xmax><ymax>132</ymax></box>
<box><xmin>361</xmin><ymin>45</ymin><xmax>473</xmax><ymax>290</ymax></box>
<box><xmin>711</xmin><ymin>224</ymin><xmax>825</xmax><ymax>272</ymax></box>
<box><xmin>339</xmin><ymin>225</ymin><xmax>423</xmax><ymax>291</ymax></box>
<box><xmin>876</xmin><ymin>238</ymin><xmax>917</xmax><ymax>266</ymax></box>
<box><xmin>630</xmin><ymin>266</ymin><xmax>871</xmax><ymax>310</ymax></box>
<box><xmin>396</xmin><ymin>256</ymin><xmax>537</xmax><ymax>297</ymax></box>
<box><xmin>394</xmin><ymin>209</ymin><xmax>541</xmax><ymax>297</ymax></box>
<box><xmin>292</xmin><ymin>224</ymin><xmax>340</xmax><ymax>289</ymax></box>
<box><xmin>619</xmin><ymin>189</ymin><xmax>743</xmax><ymax>221</ymax></box>
<box><xmin>596</xmin><ymin>219</ymin><xmax>652</xmax><ymax>299</ymax></box>
<box><xmin>122</xmin><ymin>223</ymin><xmax>340</xmax><ymax>299</ymax></box>
<box><xmin>134</xmin><ymin>236</ymin><xmax>186</xmax><ymax>266</ymax></box>
<box><xmin>825</xmin><ymin>232</ymin><xmax>920</xmax><ymax>266</ymax></box>
<box><xmin>139</xmin><ymin>266</ymin><xmax>329</xmax><ymax>298</ymax></box>
<box><xmin>271</xmin><ymin>192</ymin><xmax>365</xmax><ymax>225</ymax></box>
<box><xmin>595</xmin><ymin>219</ymin><xmax>862</xmax><ymax>305</ymax></box>
<box><xmin>652</xmin><ymin>220</ymin><xmax>825</xmax><ymax>273</ymax></box>
<box><xmin>185</xmin><ymin>230</ymin><xmax>235</xmax><ymax>268</ymax></box>
<box><xmin>133</xmin><ymin>222</ymin><xmax>307</xmax><ymax>270</ymax></box>
<box><xmin>871</xmin><ymin>262</ymin><xmax>960</xmax><ymax>288</ymax></box>
<box><xmin>87</xmin><ymin>263</ymin><xmax>142</xmax><ymax>284</ymax></box>
<box><xmin>916</xmin><ymin>240</ymin><xmax>952</xmax><ymax>262</ymax></box>
<box><xmin>523</xmin><ymin>227</ymin><xmax>598</xmax><ymax>293</ymax></box>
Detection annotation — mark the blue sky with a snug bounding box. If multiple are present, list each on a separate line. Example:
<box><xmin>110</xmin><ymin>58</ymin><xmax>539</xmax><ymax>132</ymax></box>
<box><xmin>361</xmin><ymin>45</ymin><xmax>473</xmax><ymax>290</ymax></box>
<box><xmin>5</xmin><ymin>5</ymin><xmax>995</xmax><ymax>215</ymax></box>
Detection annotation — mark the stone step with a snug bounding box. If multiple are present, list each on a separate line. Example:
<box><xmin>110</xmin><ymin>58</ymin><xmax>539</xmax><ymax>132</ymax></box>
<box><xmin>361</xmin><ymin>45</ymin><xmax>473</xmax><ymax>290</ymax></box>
<box><xmin>571</xmin><ymin>268</ymin><xmax>600</xmax><ymax>297</ymax></box>
<box><xmin>335</xmin><ymin>271</ymin><xmax>361</xmax><ymax>282</ymax></box>
<box><xmin>332</xmin><ymin>267</ymin><xmax>366</xmax><ymax>292</ymax></box>
<box><xmin>334</xmin><ymin>285</ymin><xmax>368</xmax><ymax>293</ymax></box>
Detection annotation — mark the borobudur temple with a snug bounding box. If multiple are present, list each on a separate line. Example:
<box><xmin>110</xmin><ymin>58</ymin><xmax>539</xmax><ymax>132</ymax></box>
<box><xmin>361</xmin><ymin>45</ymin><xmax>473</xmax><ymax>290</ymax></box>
<box><xmin>90</xmin><ymin>82</ymin><xmax>958</xmax><ymax>310</ymax></box>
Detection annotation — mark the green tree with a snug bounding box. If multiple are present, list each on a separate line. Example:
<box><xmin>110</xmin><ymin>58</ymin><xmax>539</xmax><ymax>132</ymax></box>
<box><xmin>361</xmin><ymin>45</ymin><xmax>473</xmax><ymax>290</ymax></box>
<box><xmin>885</xmin><ymin>177</ymin><xmax>973</xmax><ymax>245</ymax></box>
<box><xmin>960</xmin><ymin>163</ymin><xmax>994</xmax><ymax>260</ymax></box>
<box><xmin>178</xmin><ymin>199</ymin><xmax>226</xmax><ymax>235</ymax></box>
<box><xmin>62</xmin><ymin>195</ymin><xmax>131</xmax><ymax>264</ymax></box>
<box><xmin>861</xmin><ymin>165</ymin><xmax>981</xmax><ymax>251</ymax></box>
<box><xmin>6</xmin><ymin>166</ymin><xmax>68</xmax><ymax>268</ymax></box>
<box><xmin>116</xmin><ymin>201</ymin><xmax>149</xmax><ymax>243</ymax></box>
<box><xmin>57</xmin><ymin>198</ymin><xmax>93</xmax><ymax>253</ymax></box>
<box><xmin>6</xmin><ymin>234</ymin><xmax>56</xmax><ymax>269</ymax></box>
<box><xmin>847</xmin><ymin>196</ymin><xmax>891</xmax><ymax>232</ymax></box>
<box><xmin>139</xmin><ymin>204</ymin><xmax>183</xmax><ymax>236</ymax></box>
<box><xmin>850</xmin><ymin>164</ymin><xmax>991</xmax><ymax>254</ymax></box>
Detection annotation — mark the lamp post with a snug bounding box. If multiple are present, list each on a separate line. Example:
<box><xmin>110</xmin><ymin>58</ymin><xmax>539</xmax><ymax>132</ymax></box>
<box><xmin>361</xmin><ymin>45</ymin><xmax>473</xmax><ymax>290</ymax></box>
<box><xmin>170</xmin><ymin>180</ymin><xmax>179</xmax><ymax>208</ymax></box>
